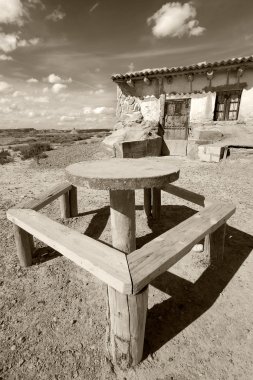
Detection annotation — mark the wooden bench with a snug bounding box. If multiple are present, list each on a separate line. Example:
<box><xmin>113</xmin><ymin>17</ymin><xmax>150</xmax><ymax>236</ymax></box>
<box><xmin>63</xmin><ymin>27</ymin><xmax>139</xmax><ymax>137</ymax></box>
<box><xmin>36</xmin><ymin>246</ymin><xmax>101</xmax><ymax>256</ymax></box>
<box><xmin>6</xmin><ymin>183</ymin><xmax>235</xmax><ymax>368</ymax></box>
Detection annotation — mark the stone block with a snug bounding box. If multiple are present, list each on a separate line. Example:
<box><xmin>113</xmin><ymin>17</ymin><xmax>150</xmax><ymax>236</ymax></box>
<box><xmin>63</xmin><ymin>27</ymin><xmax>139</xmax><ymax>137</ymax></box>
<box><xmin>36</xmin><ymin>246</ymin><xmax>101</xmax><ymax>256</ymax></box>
<box><xmin>192</xmin><ymin>128</ymin><xmax>223</xmax><ymax>142</ymax></box>
<box><xmin>117</xmin><ymin>137</ymin><xmax>162</xmax><ymax>158</ymax></box>
<box><xmin>162</xmin><ymin>140</ymin><xmax>188</xmax><ymax>156</ymax></box>
<box><xmin>198</xmin><ymin>145</ymin><xmax>225</xmax><ymax>162</ymax></box>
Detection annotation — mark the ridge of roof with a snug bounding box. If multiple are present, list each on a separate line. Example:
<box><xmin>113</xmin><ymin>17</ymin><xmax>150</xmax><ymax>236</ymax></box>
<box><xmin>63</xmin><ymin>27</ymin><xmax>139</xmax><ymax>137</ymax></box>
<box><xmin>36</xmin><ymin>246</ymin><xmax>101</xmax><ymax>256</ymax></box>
<box><xmin>111</xmin><ymin>55</ymin><xmax>253</xmax><ymax>81</ymax></box>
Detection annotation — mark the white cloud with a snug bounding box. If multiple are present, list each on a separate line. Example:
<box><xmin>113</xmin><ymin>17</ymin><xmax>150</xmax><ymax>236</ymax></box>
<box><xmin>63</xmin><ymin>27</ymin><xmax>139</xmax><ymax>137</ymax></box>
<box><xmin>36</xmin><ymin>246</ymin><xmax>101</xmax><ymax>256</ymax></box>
<box><xmin>18</xmin><ymin>37</ymin><xmax>40</xmax><ymax>47</ymax></box>
<box><xmin>52</xmin><ymin>83</ymin><xmax>67</xmax><ymax>94</ymax></box>
<box><xmin>27</xmin><ymin>78</ymin><xmax>38</xmax><ymax>83</ymax></box>
<box><xmin>89</xmin><ymin>88</ymin><xmax>105</xmax><ymax>95</ymax></box>
<box><xmin>93</xmin><ymin>106</ymin><xmax>114</xmax><ymax>114</ymax></box>
<box><xmin>47</xmin><ymin>73</ymin><xmax>72</xmax><ymax>84</ymax></box>
<box><xmin>0</xmin><ymin>0</ymin><xmax>25</xmax><ymax>25</ymax></box>
<box><xmin>0</xmin><ymin>33</ymin><xmax>18</xmax><ymax>53</ymax></box>
<box><xmin>13</xmin><ymin>90</ymin><xmax>26</xmax><ymax>97</ymax></box>
<box><xmin>0</xmin><ymin>33</ymin><xmax>40</xmax><ymax>53</ymax></box>
<box><xmin>60</xmin><ymin>115</ymin><xmax>78</xmax><ymax>122</ymax></box>
<box><xmin>27</xmin><ymin>0</ymin><xmax>45</xmax><ymax>10</ymax></box>
<box><xmin>83</xmin><ymin>106</ymin><xmax>93</xmax><ymax>114</ymax></box>
<box><xmin>0</xmin><ymin>81</ymin><xmax>11</xmax><ymax>92</ymax></box>
<box><xmin>147</xmin><ymin>2</ymin><xmax>205</xmax><ymax>38</ymax></box>
<box><xmin>89</xmin><ymin>3</ymin><xmax>99</xmax><ymax>13</ymax></box>
<box><xmin>25</xmin><ymin>96</ymin><xmax>49</xmax><ymax>103</ymax></box>
<box><xmin>83</xmin><ymin>106</ymin><xmax>114</xmax><ymax>115</ymax></box>
<box><xmin>46</xmin><ymin>7</ymin><xmax>66</xmax><ymax>22</ymax></box>
<box><xmin>0</xmin><ymin>54</ymin><xmax>13</xmax><ymax>61</ymax></box>
<box><xmin>42</xmin><ymin>87</ymin><xmax>49</xmax><ymax>93</ymax></box>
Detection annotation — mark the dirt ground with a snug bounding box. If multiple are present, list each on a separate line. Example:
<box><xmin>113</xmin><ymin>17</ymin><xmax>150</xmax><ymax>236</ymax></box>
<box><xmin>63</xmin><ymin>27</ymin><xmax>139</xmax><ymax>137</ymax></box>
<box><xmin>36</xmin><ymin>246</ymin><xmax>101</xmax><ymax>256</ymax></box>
<box><xmin>0</xmin><ymin>141</ymin><xmax>253</xmax><ymax>380</ymax></box>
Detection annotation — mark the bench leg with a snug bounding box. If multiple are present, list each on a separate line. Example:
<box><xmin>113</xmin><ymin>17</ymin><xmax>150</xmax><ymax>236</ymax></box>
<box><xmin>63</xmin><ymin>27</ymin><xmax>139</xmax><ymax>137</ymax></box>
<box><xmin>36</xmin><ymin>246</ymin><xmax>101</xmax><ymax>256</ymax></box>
<box><xmin>13</xmin><ymin>225</ymin><xmax>32</xmax><ymax>267</ymax></box>
<box><xmin>205</xmin><ymin>223</ymin><xmax>226</xmax><ymax>266</ymax></box>
<box><xmin>144</xmin><ymin>188</ymin><xmax>152</xmax><ymax>218</ymax></box>
<box><xmin>69</xmin><ymin>186</ymin><xmax>78</xmax><ymax>217</ymax></box>
<box><xmin>59</xmin><ymin>192</ymin><xmax>70</xmax><ymax>218</ymax></box>
<box><xmin>106</xmin><ymin>285</ymin><xmax>148</xmax><ymax>369</ymax></box>
<box><xmin>152</xmin><ymin>188</ymin><xmax>161</xmax><ymax>220</ymax></box>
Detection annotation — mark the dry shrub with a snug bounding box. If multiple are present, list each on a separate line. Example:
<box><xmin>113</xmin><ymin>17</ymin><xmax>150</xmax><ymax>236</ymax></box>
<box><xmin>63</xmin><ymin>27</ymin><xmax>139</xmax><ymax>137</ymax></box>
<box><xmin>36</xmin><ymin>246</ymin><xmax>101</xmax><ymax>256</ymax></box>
<box><xmin>0</xmin><ymin>149</ymin><xmax>14</xmax><ymax>165</ymax></box>
<box><xmin>17</xmin><ymin>142</ymin><xmax>52</xmax><ymax>162</ymax></box>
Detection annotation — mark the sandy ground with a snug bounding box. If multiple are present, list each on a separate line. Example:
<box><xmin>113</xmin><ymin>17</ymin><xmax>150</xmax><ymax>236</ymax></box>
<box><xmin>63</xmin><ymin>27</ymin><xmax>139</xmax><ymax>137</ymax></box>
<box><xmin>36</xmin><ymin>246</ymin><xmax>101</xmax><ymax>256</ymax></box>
<box><xmin>0</xmin><ymin>141</ymin><xmax>253</xmax><ymax>380</ymax></box>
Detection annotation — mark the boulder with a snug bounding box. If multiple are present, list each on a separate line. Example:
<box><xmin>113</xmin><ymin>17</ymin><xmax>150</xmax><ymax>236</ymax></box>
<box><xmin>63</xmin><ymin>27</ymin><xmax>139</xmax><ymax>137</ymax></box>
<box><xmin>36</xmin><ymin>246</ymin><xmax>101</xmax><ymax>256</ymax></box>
<box><xmin>102</xmin><ymin>118</ymin><xmax>161</xmax><ymax>158</ymax></box>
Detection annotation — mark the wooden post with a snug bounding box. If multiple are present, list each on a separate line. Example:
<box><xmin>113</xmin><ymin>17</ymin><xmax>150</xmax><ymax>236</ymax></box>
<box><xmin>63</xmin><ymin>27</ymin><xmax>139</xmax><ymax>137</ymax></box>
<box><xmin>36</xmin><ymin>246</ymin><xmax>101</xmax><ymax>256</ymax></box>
<box><xmin>107</xmin><ymin>189</ymin><xmax>148</xmax><ymax>368</ymax></box>
<box><xmin>59</xmin><ymin>192</ymin><xmax>70</xmax><ymax>218</ymax></box>
<box><xmin>144</xmin><ymin>188</ymin><xmax>151</xmax><ymax>218</ymax></box>
<box><xmin>28</xmin><ymin>233</ymin><xmax>34</xmax><ymax>253</ymax></box>
<box><xmin>205</xmin><ymin>223</ymin><xmax>226</xmax><ymax>266</ymax></box>
<box><xmin>109</xmin><ymin>190</ymin><xmax>136</xmax><ymax>253</ymax></box>
<box><xmin>152</xmin><ymin>188</ymin><xmax>161</xmax><ymax>220</ymax></box>
<box><xmin>13</xmin><ymin>225</ymin><xmax>32</xmax><ymax>267</ymax></box>
<box><xmin>69</xmin><ymin>186</ymin><xmax>78</xmax><ymax>217</ymax></box>
<box><xmin>106</xmin><ymin>285</ymin><xmax>148</xmax><ymax>369</ymax></box>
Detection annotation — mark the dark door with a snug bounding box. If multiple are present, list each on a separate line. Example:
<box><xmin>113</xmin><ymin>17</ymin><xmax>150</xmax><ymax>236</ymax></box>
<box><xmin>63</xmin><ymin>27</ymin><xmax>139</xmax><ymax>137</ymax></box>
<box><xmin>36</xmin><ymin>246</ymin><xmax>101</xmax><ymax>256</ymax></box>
<box><xmin>164</xmin><ymin>99</ymin><xmax>190</xmax><ymax>140</ymax></box>
<box><xmin>214</xmin><ymin>91</ymin><xmax>242</xmax><ymax>121</ymax></box>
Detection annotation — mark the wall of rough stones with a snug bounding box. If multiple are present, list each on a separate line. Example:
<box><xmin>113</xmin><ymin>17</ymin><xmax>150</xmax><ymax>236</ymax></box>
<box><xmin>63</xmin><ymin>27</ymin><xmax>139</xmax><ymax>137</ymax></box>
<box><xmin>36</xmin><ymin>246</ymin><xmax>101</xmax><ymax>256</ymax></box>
<box><xmin>115</xmin><ymin>65</ymin><xmax>253</xmax><ymax>125</ymax></box>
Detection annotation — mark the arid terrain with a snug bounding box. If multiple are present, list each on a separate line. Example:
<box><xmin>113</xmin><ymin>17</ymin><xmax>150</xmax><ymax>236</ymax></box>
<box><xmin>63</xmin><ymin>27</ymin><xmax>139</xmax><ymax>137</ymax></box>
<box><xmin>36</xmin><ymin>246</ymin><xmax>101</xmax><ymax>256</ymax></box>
<box><xmin>0</xmin><ymin>137</ymin><xmax>253</xmax><ymax>380</ymax></box>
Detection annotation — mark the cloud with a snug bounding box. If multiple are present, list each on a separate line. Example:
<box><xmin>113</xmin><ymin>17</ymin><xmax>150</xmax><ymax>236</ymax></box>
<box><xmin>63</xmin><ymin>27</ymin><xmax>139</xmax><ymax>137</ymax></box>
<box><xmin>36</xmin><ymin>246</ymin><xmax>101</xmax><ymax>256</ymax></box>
<box><xmin>46</xmin><ymin>7</ymin><xmax>66</xmax><ymax>22</ymax></box>
<box><xmin>13</xmin><ymin>90</ymin><xmax>26</xmax><ymax>97</ymax></box>
<box><xmin>60</xmin><ymin>115</ymin><xmax>78</xmax><ymax>122</ymax></box>
<box><xmin>89</xmin><ymin>3</ymin><xmax>99</xmax><ymax>13</ymax></box>
<box><xmin>0</xmin><ymin>54</ymin><xmax>13</xmax><ymax>61</ymax></box>
<box><xmin>0</xmin><ymin>33</ymin><xmax>18</xmax><ymax>53</ymax></box>
<box><xmin>18</xmin><ymin>37</ymin><xmax>40</xmax><ymax>47</ymax></box>
<box><xmin>0</xmin><ymin>81</ymin><xmax>11</xmax><ymax>92</ymax></box>
<box><xmin>83</xmin><ymin>106</ymin><xmax>93</xmax><ymax>114</ymax></box>
<box><xmin>47</xmin><ymin>73</ymin><xmax>72</xmax><ymax>84</ymax></box>
<box><xmin>93</xmin><ymin>106</ymin><xmax>114</xmax><ymax>115</ymax></box>
<box><xmin>25</xmin><ymin>96</ymin><xmax>49</xmax><ymax>103</ymax></box>
<box><xmin>83</xmin><ymin>106</ymin><xmax>114</xmax><ymax>115</ymax></box>
<box><xmin>27</xmin><ymin>78</ymin><xmax>38</xmax><ymax>83</ymax></box>
<box><xmin>52</xmin><ymin>83</ymin><xmax>67</xmax><ymax>94</ymax></box>
<box><xmin>147</xmin><ymin>2</ymin><xmax>205</xmax><ymax>38</ymax></box>
<box><xmin>0</xmin><ymin>33</ymin><xmax>40</xmax><ymax>53</ymax></box>
<box><xmin>89</xmin><ymin>88</ymin><xmax>105</xmax><ymax>95</ymax></box>
<box><xmin>0</xmin><ymin>0</ymin><xmax>25</xmax><ymax>25</ymax></box>
<box><xmin>27</xmin><ymin>0</ymin><xmax>45</xmax><ymax>10</ymax></box>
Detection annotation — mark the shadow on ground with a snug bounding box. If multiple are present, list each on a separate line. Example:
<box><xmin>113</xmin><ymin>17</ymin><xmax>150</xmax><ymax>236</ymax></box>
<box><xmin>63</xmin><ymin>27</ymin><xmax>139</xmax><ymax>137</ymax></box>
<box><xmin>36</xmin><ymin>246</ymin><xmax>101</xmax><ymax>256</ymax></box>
<box><xmin>31</xmin><ymin>203</ymin><xmax>253</xmax><ymax>360</ymax></box>
<box><xmin>81</xmin><ymin>204</ymin><xmax>253</xmax><ymax>359</ymax></box>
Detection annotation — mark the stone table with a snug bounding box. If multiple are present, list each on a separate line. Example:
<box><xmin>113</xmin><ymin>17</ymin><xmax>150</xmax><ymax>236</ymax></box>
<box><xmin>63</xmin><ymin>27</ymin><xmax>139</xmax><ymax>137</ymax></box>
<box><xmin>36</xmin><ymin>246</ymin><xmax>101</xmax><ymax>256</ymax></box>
<box><xmin>65</xmin><ymin>157</ymin><xmax>180</xmax><ymax>367</ymax></box>
<box><xmin>66</xmin><ymin>157</ymin><xmax>180</xmax><ymax>253</ymax></box>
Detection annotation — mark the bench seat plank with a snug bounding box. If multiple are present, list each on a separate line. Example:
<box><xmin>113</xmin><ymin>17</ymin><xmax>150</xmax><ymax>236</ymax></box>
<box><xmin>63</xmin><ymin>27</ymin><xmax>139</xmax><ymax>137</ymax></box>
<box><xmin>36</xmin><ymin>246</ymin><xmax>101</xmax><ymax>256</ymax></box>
<box><xmin>18</xmin><ymin>181</ymin><xmax>72</xmax><ymax>211</ymax></box>
<box><xmin>161</xmin><ymin>184</ymin><xmax>206</xmax><ymax>206</ymax></box>
<box><xmin>7</xmin><ymin>209</ymin><xmax>132</xmax><ymax>295</ymax></box>
<box><xmin>128</xmin><ymin>203</ymin><xmax>235</xmax><ymax>294</ymax></box>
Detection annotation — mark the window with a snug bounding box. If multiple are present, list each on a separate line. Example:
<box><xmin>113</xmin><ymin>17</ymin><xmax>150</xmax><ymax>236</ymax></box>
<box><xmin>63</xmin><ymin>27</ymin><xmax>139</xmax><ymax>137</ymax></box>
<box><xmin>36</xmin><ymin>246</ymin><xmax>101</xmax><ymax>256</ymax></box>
<box><xmin>214</xmin><ymin>90</ymin><xmax>242</xmax><ymax>121</ymax></box>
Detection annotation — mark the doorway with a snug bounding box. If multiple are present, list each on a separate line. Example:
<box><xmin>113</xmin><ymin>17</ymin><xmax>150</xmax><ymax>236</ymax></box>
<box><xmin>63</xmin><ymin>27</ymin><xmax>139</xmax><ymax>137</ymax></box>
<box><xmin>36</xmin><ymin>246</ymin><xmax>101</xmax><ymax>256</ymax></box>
<box><xmin>164</xmin><ymin>98</ymin><xmax>191</xmax><ymax>140</ymax></box>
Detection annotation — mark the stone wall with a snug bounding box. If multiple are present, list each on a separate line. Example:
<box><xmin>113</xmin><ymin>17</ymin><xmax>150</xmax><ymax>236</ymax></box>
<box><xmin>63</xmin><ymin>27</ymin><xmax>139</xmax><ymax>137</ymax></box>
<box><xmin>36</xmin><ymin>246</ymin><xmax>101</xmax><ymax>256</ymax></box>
<box><xmin>115</xmin><ymin>64</ymin><xmax>253</xmax><ymax>126</ymax></box>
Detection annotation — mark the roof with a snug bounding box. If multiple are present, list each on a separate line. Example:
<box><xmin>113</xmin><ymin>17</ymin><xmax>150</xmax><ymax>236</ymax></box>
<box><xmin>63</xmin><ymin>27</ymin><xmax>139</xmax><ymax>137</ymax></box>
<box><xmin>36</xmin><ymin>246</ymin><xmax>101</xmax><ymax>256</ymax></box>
<box><xmin>111</xmin><ymin>55</ymin><xmax>253</xmax><ymax>81</ymax></box>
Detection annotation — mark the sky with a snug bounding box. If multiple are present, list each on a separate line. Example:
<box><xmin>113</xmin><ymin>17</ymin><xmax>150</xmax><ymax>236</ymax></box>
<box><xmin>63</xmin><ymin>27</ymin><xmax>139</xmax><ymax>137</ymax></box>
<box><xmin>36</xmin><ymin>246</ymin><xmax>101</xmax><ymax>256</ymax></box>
<box><xmin>0</xmin><ymin>0</ymin><xmax>253</xmax><ymax>130</ymax></box>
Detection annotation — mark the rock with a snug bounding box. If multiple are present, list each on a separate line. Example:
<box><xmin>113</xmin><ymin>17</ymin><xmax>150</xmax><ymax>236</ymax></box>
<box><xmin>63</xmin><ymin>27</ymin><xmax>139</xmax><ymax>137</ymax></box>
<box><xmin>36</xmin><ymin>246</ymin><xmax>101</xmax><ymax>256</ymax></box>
<box><xmin>192</xmin><ymin>244</ymin><xmax>204</xmax><ymax>252</ymax></box>
<box><xmin>18</xmin><ymin>359</ymin><xmax>25</xmax><ymax>367</ymax></box>
<box><xmin>120</xmin><ymin>111</ymin><xmax>143</xmax><ymax>124</ymax></box>
<box><xmin>10</xmin><ymin>345</ymin><xmax>16</xmax><ymax>351</ymax></box>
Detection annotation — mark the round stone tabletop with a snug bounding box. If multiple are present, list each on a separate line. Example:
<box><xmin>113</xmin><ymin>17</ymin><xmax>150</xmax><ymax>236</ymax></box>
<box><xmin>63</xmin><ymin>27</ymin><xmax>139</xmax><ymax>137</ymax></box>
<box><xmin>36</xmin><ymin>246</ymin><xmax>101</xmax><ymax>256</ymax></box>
<box><xmin>66</xmin><ymin>157</ymin><xmax>180</xmax><ymax>190</ymax></box>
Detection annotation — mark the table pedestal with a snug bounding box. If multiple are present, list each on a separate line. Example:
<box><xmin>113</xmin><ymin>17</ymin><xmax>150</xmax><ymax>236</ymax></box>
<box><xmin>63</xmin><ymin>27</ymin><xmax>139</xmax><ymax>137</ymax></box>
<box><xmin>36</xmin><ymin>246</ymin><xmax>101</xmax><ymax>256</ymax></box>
<box><xmin>106</xmin><ymin>189</ymin><xmax>148</xmax><ymax>368</ymax></box>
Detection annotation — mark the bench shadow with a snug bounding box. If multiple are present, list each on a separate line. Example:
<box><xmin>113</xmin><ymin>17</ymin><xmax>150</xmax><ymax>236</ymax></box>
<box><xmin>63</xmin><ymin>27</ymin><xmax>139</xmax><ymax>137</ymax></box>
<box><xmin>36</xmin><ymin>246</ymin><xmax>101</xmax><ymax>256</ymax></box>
<box><xmin>136</xmin><ymin>205</ymin><xmax>197</xmax><ymax>249</ymax></box>
<box><xmin>32</xmin><ymin>246</ymin><xmax>61</xmax><ymax>264</ymax></box>
<box><xmin>142</xmin><ymin>224</ymin><xmax>253</xmax><ymax>358</ymax></box>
